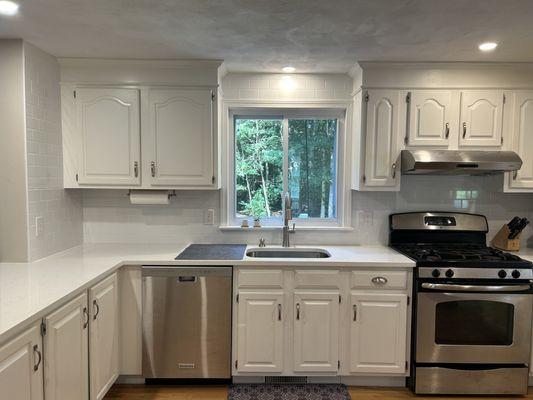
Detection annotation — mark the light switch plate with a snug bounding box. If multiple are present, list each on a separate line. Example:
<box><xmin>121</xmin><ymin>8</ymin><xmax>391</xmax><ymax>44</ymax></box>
<box><xmin>35</xmin><ymin>216</ymin><xmax>44</xmax><ymax>237</ymax></box>
<box><xmin>357</xmin><ymin>210</ymin><xmax>373</xmax><ymax>226</ymax></box>
<box><xmin>204</xmin><ymin>209</ymin><xmax>215</xmax><ymax>225</ymax></box>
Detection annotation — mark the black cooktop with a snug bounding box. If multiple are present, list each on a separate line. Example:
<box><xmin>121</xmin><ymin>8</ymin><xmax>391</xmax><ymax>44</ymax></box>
<box><xmin>392</xmin><ymin>244</ymin><xmax>532</xmax><ymax>268</ymax></box>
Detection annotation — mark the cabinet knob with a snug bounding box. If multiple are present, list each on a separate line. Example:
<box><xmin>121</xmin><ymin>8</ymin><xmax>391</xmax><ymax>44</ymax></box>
<box><xmin>445</xmin><ymin>123</ymin><xmax>450</xmax><ymax>139</ymax></box>
<box><xmin>296</xmin><ymin>303</ymin><xmax>300</xmax><ymax>320</ymax></box>
<box><xmin>371</xmin><ymin>276</ymin><xmax>388</xmax><ymax>285</ymax></box>
<box><xmin>134</xmin><ymin>161</ymin><xmax>139</xmax><ymax>178</ymax></box>
<box><xmin>278</xmin><ymin>304</ymin><xmax>282</xmax><ymax>321</ymax></box>
<box><xmin>150</xmin><ymin>161</ymin><xmax>156</xmax><ymax>178</ymax></box>
<box><xmin>93</xmin><ymin>299</ymin><xmax>100</xmax><ymax>320</ymax></box>
<box><xmin>353</xmin><ymin>304</ymin><xmax>357</xmax><ymax>321</ymax></box>
<box><xmin>83</xmin><ymin>306</ymin><xmax>89</xmax><ymax>329</ymax></box>
<box><xmin>462</xmin><ymin>122</ymin><xmax>467</xmax><ymax>139</ymax></box>
<box><xmin>391</xmin><ymin>163</ymin><xmax>397</xmax><ymax>179</ymax></box>
<box><xmin>33</xmin><ymin>344</ymin><xmax>42</xmax><ymax>371</ymax></box>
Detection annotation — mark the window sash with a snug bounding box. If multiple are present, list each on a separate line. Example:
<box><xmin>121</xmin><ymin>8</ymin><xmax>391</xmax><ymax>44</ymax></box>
<box><xmin>231</xmin><ymin>109</ymin><xmax>344</xmax><ymax>227</ymax></box>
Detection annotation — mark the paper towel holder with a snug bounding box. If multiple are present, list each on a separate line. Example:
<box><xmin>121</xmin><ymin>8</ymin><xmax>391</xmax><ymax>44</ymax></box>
<box><xmin>127</xmin><ymin>190</ymin><xmax>176</xmax><ymax>205</ymax></box>
<box><xmin>127</xmin><ymin>190</ymin><xmax>176</xmax><ymax>197</ymax></box>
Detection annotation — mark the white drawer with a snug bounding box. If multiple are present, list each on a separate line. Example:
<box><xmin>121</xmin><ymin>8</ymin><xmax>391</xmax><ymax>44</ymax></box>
<box><xmin>237</xmin><ymin>269</ymin><xmax>284</xmax><ymax>289</ymax></box>
<box><xmin>294</xmin><ymin>270</ymin><xmax>340</xmax><ymax>289</ymax></box>
<box><xmin>351</xmin><ymin>270</ymin><xmax>408</xmax><ymax>290</ymax></box>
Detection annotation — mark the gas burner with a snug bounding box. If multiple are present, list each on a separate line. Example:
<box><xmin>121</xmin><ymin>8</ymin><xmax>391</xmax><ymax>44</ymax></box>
<box><xmin>395</xmin><ymin>244</ymin><xmax>523</xmax><ymax>263</ymax></box>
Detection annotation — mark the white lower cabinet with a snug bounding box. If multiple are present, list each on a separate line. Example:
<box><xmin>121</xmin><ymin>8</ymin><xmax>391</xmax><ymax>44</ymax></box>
<box><xmin>293</xmin><ymin>292</ymin><xmax>339</xmax><ymax>372</ymax></box>
<box><xmin>233</xmin><ymin>268</ymin><xmax>411</xmax><ymax>377</ymax></box>
<box><xmin>349</xmin><ymin>293</ymin><xmax>407</xmax><ymax>374</ymax></box>
<box><xmin>44</xmin><ymin>293</ymin><xmax>89</xmax><ymax>400</ymax></box>
<box><xmin>89</xmin><ymin>273</ymin><xmax>119</xmax><ymax>400</ymax></box>
<box><xmin>236</xmin><ymin>292</ymin><xmax>284</xmax><ymax>373</ymax></box>
<box><xmin>0</xmin><ymin>323</ymin><xmax>43</xmax><ymax>400</ymax></box>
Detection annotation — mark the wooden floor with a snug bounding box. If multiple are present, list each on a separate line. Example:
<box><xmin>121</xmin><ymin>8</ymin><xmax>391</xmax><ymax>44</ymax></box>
<box><xmin>104</xmin><ymin>385</ymin><xmax>532</xmax><ymax>399</ymax></box>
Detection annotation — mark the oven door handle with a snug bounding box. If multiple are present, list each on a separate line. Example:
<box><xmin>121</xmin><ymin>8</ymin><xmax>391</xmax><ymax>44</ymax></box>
<box><xmin>421</xmin><ymin>282</ymin><xmax>531</xmax><ymax>292</ymax></box>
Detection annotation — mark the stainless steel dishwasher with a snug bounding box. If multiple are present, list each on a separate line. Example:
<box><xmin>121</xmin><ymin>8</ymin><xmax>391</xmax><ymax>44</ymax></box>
<box><xmin>142</xmin><ymin>266</ymin><xmax>232</xmax><ymax>379</ymax></box>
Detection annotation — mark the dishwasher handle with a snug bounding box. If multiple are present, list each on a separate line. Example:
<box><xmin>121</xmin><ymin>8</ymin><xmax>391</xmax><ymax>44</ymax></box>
<box><xmin>142</xmin><ymin>265</ymin><xmax>232</xmax><ymax>278</ymax></box>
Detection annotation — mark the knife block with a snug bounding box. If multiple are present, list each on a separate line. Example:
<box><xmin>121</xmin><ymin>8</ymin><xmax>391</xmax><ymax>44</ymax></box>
<box><xmin>491</xmin><ymin>225</ymin><xmax>521</xmax><ymax>251</ymax></box>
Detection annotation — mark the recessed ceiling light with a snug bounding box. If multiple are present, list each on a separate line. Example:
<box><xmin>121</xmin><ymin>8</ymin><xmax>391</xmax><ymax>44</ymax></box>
<box><xmin>0</xmin><ymin>0</ymin><xmax>18</xmax><ymax>15</ymax></box>
<box><xmin>478</xmin><ymin>42</ymin><xmax>498</xmax><ymax>52</ymax></box>
<box><xmin>282</xmin><ymin>66</ymin><xmax>295</xmax><ymax>73</ymax></box>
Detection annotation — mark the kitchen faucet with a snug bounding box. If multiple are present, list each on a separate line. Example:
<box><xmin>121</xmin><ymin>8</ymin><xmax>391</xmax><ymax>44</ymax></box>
<box><xmin>282</xmin><ymin>192</ymin><xmax>295</xmax><ymax>247</ymax></box>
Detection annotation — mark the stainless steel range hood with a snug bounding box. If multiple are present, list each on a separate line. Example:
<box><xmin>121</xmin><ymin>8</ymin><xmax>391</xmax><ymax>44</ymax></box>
<box><xmin>401</xmin><ymin>150</ymin><xmax>522</xmax><ymax>175</ymax></box>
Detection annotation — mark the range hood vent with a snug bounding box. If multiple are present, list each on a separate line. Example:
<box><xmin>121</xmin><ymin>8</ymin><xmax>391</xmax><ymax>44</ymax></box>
<box><xmin>401</xmin><ymin>150</ymin><xmax>522</xmax><ymax>175</ymax></box>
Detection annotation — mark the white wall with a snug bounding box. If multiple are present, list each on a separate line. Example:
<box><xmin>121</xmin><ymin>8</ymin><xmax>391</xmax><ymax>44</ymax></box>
<box><xmin>0</xmin><ymin>40</ymin><xmax>29</xmax><ymax>262</ymax></box>
<box><xmin>24</xmin><ymin>43</ymin><xmax>83</xmax><ymax>261</ymax></box>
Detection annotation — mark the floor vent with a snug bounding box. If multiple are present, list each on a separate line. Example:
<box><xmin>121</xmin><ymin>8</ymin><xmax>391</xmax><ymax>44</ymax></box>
<box><xmin>265</xmin><ymin>376</ymin><xmax>308</xmax><ymax>384</ymax></box>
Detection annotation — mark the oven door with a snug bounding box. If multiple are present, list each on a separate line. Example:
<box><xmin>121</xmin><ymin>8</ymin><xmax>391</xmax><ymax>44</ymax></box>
<box><xmin>417</xmin><ymin>283</ymin><xmax>533</xmax><ymax>364</ymax></box>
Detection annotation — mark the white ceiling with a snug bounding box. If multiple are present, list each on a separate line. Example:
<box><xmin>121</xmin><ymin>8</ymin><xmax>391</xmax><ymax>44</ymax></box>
<box><xmin>1</xmin><ymin>0</ymin><xmax>533</xmax><ymax>73</ymax></box>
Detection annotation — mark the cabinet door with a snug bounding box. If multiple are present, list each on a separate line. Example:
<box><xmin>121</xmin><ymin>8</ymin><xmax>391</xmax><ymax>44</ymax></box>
<box><xmin>236</xmin><ymin>292</ymin><xmax>284</xmax><ymax>373</ymax></box>
<box><xmin>293</xmin><ymin>292</ymin><xmax>339</xmax><ymax>372</ymax></box>
<box><xmin>76</xmin><ymin>88</ymin><xmax>141</xmax><ymax>185</ymax></box>
<box><xmin>363</xmin><ymin>90</ymin><xmax>401</xmax><ymax>188</ymax></box>
<box><xmin>145</xmin><ymin>89</ymin><xmax>214</xmax><ymax>187</ymax></box>
<box><xmin>459</xmin><ymin>90</ymin><xmax>504</xmax><ymax>147</ymax></box>
<box><xmin>407</xmin><ymin>90</ymin><xmax>455</xmax><ymax>147</ymax></box>
<box><xmin>349</xmin><ymin>293</ymin><xmax>407</xmax><ymax>374</ymax></box>
<box><xmin>89</xmin><ymin>274</ymin><xmax>118</xmax><ymax>400</ymax></box>
<box><xmin>0</xmin><ymin>323</ymin><xmax>43</xmax><ymax>400</ymax></box>
<box><xmin>509</xmin><ymin>92</ymin><xmax>533</xmax><ymax>190</ymax></box>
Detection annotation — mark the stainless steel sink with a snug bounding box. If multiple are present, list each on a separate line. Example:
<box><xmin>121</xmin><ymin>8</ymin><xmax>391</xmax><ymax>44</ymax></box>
<box><xmin>246</xmin><ymin>248</ymin><xmax>331</xmax><ymax>258</ymax></box>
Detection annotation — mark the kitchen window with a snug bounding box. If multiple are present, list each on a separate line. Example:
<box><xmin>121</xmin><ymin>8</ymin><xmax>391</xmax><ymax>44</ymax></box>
<box><xmin>227</xmin><ymin>109</ymin><xmax>347</xmax><ymax>228</ymax></box>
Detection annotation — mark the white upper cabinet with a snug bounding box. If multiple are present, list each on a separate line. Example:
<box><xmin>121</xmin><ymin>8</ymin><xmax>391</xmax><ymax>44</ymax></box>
<box><xmin>89</xmin><ymin>273</ymin><xmax>119</xmax><ymax>400</ymax></box>
<box><xmin>508</xmin><ymin>91</ymin><xmax>533</xmax><ymax>190</ymax></box>
<box><xmin>406</xmin><ymin>90</ymin><xmax>457</xmax><ymax>147</ymax></box>
<box><xmin>0</xmin><ymin>323</ymin><xmax>43</xmax><ymax>400</ymax></box>
<box><xmin>236</xmin><ymin>292</ymin><xmax>284</xmax><ymax>373</ymax></box>
<box><xmin>44</xmin><ymin>293</ymin><xmax>89</xmax><ymax>400</ymax></box>
<box><xmin>144</xmin><ymin>89</ymin><xmax>214</xmax><ymax>187</ymax></box>
<box><xmin>349</xmin><ymin>293</ymin><xmax>407</xmax><ymax>374</ymax></box>
<box><xmin>76</xmin><ymin>88</ymin><xmax>141</xmax><ymax>186</ymax></box>
<box><xmin>363</xmin><ymin>90</ymin><xmax>401</xmax><ymax>189</ymax></box>
<box><xmin>293</xmin><ymin>292</ymin><xmax>339</xmax><ymax>373</ymax></box>
<box><xmin>459</xmin><ymin>90</ymin><xmax>505</xmax><ymax>148</ymax></box>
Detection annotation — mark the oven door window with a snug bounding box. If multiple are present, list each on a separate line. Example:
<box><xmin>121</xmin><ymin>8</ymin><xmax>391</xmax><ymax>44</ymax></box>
<box><xmin>435</xmin><ymin>300</ymin><xmax>514</xmax><ymax>345</ymax></box>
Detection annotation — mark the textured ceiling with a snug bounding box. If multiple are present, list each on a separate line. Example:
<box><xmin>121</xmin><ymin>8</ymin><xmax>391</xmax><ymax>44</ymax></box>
<box><xmin>1</xmin><ymin>0</ymin><xmax>533</xmax><ymax>72</ymax></box>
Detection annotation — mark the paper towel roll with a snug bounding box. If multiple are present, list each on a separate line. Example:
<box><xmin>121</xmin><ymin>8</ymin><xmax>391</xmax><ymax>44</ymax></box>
<box><xmin>129</xmin><ymin>190</ymin><xmax>171</xmax><ymax>205</ymax></box>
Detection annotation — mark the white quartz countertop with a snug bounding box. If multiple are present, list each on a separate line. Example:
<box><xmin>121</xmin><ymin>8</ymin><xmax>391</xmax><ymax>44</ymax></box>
<box><xmin>0</xmin><ymin>243</ymin><xmax>414</xmax><ymax>343</ymax></box>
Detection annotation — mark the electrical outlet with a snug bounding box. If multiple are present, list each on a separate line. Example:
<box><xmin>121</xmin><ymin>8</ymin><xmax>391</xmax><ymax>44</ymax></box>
<box><xmin>204</xmin><ymin>209</ymin><xmax>215</xmax><ymax>225</ymax></box>
<box><xmin>357</xmin><ymin>210</ymin><xmax>373</xmax><ymax>226</ymax></box>
<box><xmin>35</xmin><ymin>216</ymin><xmax>44</xmax><ymax>237</ymax></box>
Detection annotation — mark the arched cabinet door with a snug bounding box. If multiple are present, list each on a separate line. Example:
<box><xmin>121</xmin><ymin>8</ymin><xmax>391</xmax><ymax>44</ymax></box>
<box><xmin>508</xmin><ymin>92</ymin><xmax>533</xmax><ymax>190</ymax></box>
<box><xmin>459</xmin><ymin>90</ymin><xmax>505</xmax><ymax>148</ymax></box>
<box><xmin>406</xmin><ymin>90</ymin><xmax>455</xmax><ymax>147</ymax></box>
<box><xmin>144</xmin><ymin>89</ymin><xmax>214</xmax><ymax>187</ymax></box>
<box><xmin>76</xmin><ymin>88</ymin><xmax>141</xmax><ymax>185</ymax></box>
<box><xmin>363</xmin><ymin>90</ymin><xmax>401</xmax><ymax>189</ymax></box>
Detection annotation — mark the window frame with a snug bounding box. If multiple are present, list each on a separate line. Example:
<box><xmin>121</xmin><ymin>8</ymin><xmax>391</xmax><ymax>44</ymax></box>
<box><xmin>225</xmin><ymin>107</ymin><xmax>349</xmax><ymax>228</ymax></box>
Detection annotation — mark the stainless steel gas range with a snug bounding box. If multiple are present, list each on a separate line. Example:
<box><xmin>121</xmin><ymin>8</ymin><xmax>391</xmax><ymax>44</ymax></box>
<box><xmin>390</xmin><ymin>212</ymin><xmax>533</xmax><ymax>395</ymax></box>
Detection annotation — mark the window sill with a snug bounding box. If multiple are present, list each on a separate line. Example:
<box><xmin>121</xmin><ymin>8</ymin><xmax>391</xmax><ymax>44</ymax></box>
<box><xmin>218</xmin><ymin>225</ymin><xmax>354</xmax><ymax>232</ymax></box>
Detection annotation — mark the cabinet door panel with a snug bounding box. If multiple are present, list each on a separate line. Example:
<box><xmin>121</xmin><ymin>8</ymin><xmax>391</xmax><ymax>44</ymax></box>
<box><xmin>236</xmin><ymin>292</ymin><xmax>284</xmax><ymax>373</ymax></box>
<box><xmin>293</xmin><ymin>292</ymin><xmax>339</xmax><ymax>372</ymax></box>
<box><xmin>44</xmin><ymin>293</ymin><xmax>89</xmax><ymax>400</ymax></box>
<box><xmin>509</xmin><ymin>92</ymin><xmax>533</xmax><ymax>189</ymax></box>
<box><xmin>349</xmin><ymin>293</ymin><xmax>407</xmax><ymax>374</ymax></box>
<box><xmin>408</xmin><ymin>90</ymin><xmax>454</xmax><ymax>147</ymax></box>
<box><xmin>460</xmin><ymin>91</ymin><xmax>504</xmax><ymax>147</ymax></box>
<box><xmin>90</xmin><ymin>274</ymin><xmax>118</xmax><ymax>400</ymax></box>
<box><xmin>76</xmin><ymin>88</ymin><xmax>140</xmax><ymax>185</ymax></box>
<box><xmin>146</xmin><ymin>89</ymin><xmax>214</xmax><ymax>187</ymax></box>
<box><xmin>364</xmin><ymin>90</ymin><xmax>400</xmax><ymax>188</ymax></box>
<box><xmin>0</xmin><ymin>323</ymin><xmax>43</xmax><ymax>400</ymax></box>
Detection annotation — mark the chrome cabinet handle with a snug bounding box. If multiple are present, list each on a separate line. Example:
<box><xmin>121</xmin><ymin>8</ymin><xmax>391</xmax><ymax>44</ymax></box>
<box><xmin>391</xmin><ymin>163</ymin><xmax>397</xmax><ymax>179</ymax></box>
<box><xmin>33</xmin><ymin>344</ymin><xmax>42</xmax><ymax>371</ymax></box>
<box><xmin>513</xmin><ymin>170</ymin><xmax>518</xmax><ymax>180</ymax></box>
<box><xmin>83</xmin><ymin>306</ymin><xmax>89</xmax><ymax>329</ymax></box>
<box><xmin>371</xmin><ymin>276</ymin><xmax>388</xmax><ymax>285</ymax></box>
<box><xmin>134</xmin><ymin>161</ymin><xmax>139</xmax><ymax>178</ymax></box>
<box><xmin>150</xmin><ymin>161</ymin><xmax>156</xmax><ymax>178</ymax></box>
<box><xmin>296</xmin><ymin>303</ymin><xmax>300</xmax><ymax>320</ymax></box>
<box><xmin>93</xmin><ymin>299</ymin><xmax>99</xmax><ymax>320</ymax></box>
<box><xmin>445</xmin><ymin>122</ymin><xmax>450</xmax><ymax>139</ymax></box>
<box><xmin>462</xmin><ymin>122</ymin><xmax>467</xmax><ymax>139</ymax></box>
<box><xmin>353</xmin><ymin>304</ymin><xmax>357</xmax><ymax>321</ymax></box>
<box><xmin>278</xmin><ymin>304</ymin><xmax>282</xmax><ymax>321</ymax></box>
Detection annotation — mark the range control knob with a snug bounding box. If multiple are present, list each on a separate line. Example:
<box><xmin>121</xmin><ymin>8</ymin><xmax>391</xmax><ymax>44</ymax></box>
<box><xmin>512</xmin><ymin>270</ymin><xmax>521</xmax><ymax>279</ymax></box>
<box><xmin>498</xmin><ymin>270</ymin><xmax>507</xmax><ymax>279</ymax></box>
<box><xmin>431</xmin><ymin>269</ymin><xmax>441</xmax><ymax>278</ymax></box>
<box><xmin>445</xmin><ymin>269</ymin><xmax>454</xmax><ymax>278</ymax></box>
